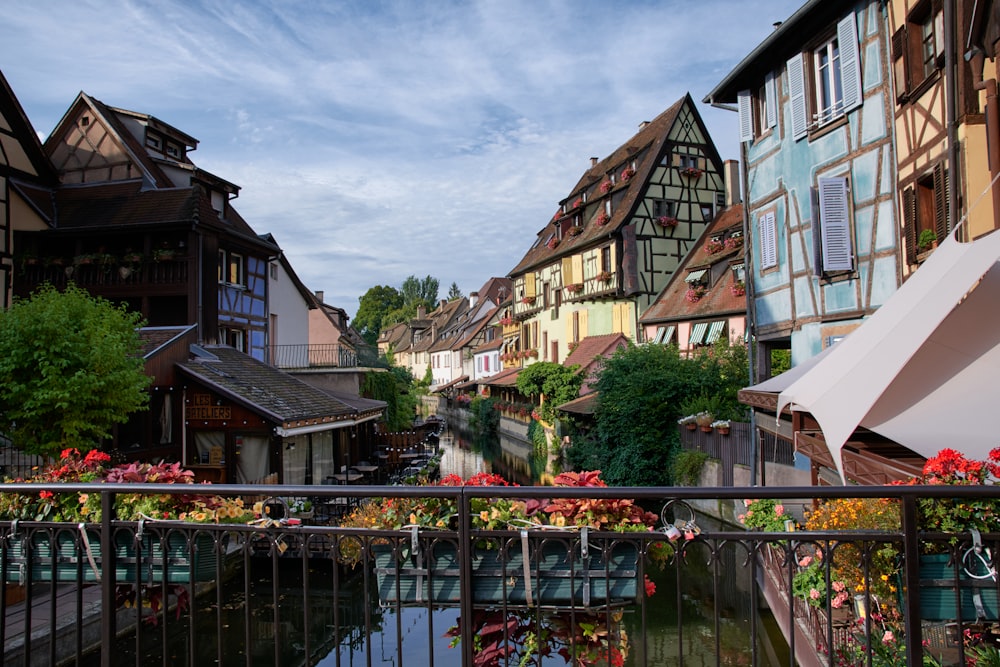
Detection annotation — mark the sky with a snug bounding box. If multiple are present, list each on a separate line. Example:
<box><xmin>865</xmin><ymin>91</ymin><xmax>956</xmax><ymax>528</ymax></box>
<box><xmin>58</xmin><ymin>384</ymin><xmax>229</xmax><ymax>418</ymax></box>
<box><xmin>1</xmin><ymin>0</ymin><xmax>804</xmax><ymax>318</ymax></box>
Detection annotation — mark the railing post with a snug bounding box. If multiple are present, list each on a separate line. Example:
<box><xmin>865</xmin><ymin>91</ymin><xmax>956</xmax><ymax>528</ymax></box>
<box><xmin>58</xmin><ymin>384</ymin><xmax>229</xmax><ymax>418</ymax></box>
<box><xmin>458</xmin><ymin>487</ymin><xmax>474</xmax><ymax>666</ymax></box>
<box><xmin>100</xmin><ymin>490</ymin><xmax>116</xmax><ymax>667</ymax></box>
<box><xmin>901</xmin><ymin>493</ymin><xmax>922</xmax><ymax>665</ymax></box>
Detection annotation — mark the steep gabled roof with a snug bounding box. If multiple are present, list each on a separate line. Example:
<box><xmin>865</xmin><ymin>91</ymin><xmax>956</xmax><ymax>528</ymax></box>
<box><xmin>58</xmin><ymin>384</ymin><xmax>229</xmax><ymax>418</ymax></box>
<box><xmin>0</xmin><ymin>69</ymin><xmax>58</xmax><ymax>183</ymax></box>
<box><xmin>562</xmin><ymin>332</ymin><xmax>629</xmax><ymax>395</ymax></box>
<box><xmin>509</xmin><ymin>94</ymin><xmax>720</xmax><ymax>276</ymax></box>
<box><xmin>639</xmin><ymin>204</ymin><xmax>746</xmax><ymax>324</ymax></box>
<box><xmin>479</xmin><ymin>366</ymin><xmax>520</xmax><ymax>388</ymax></box>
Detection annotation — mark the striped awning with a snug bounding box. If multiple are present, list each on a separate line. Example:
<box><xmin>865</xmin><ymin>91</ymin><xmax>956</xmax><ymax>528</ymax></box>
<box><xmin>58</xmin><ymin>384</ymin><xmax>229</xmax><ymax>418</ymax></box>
<box><xmin>653</xmin><ymin>324</ymin><xmax>675</xmax><ymax>344</ymax></box>
<box><xmin>689</xmin><ymin>322</ymin><xmax>708</xmax><ymax>345</ymax></box>
<box><xmin>705</xmin><ymin>321</ymin><xmax>726</xmax><ymax>344</ymax></box>
<box><xmin>685</xmin><ymin>269</ymin><xmax>707</xmax><ymax>283</ymax></box>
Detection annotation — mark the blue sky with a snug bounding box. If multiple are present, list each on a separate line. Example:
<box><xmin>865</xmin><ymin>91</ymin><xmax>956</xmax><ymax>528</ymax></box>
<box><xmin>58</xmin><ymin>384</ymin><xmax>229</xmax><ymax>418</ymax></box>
<box><xmin>2</xmin><ymin>0</ymin><xmax>803</xmax><ymax>318</ymax></box>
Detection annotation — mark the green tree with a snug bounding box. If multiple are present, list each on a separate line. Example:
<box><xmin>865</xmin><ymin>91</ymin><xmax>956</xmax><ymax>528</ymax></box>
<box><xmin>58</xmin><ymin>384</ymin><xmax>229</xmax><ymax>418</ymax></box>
<box><xmin>400</xmin><ymin>275</ymin><xmax>439</xmax><ymax>310</ymax></box>
<box><xmin>577</xmin><ymin>340</ymin><xmax>748</xmax><ymax>486</ymax></box>
<box><xmin>0</xmin><ymin>284</ymin><xmax>151</xmax><ymax>457</ymax></box>
<box><xmin>447</xmin><ymin>282</ymin><xmax>463</xmax><ymax>300</ymax></box>
<box><xmin>354</xmin><ymin>285</ymin><xmax>403</xmax><ymax>345</ymax></box>
<box><xmin>515</xmin><ymin>362</ymin><xmax>583</xmax><ymax>423</ymax></box>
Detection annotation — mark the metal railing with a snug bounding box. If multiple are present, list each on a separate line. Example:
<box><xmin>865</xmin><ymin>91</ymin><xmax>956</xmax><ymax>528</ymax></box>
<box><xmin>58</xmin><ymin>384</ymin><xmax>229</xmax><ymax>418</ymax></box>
<box><xmin>267</xmin><ymin>344</ymin><xmax>358</xmax><ymax>369</ymax></box>
<box><xmin>1</xmin><ymin>483</ymin><xmax>998</xmax><ymax>666</ymax></box>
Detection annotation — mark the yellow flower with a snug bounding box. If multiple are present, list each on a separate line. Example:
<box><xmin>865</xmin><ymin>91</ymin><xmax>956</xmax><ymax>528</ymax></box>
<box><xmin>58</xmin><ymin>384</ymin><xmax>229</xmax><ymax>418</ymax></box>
<box><xmin>480</xmin><ymin>511</ymin><xmax>490</xmax><ymax>523</ymax></box>
<box><xmin>551</xmin><ymin>515</ymin><xmax>566</xmax><ymax>527</ymax></box>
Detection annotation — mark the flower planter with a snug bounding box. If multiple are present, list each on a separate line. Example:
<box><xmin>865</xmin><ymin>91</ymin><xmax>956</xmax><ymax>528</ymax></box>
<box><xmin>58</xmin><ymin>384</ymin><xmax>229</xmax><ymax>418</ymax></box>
<box><xmin>915</xmin><ymin>553</ymin><xmax>1000</xmax><ymax>622</ymax></box>
<box><xmin>5</xmin><ymin>526</ymin><xmax>221</xmax><ymax>585</ymax></box>
<box><xmin>373</xmin><ymin>536</ymin><xmax>640</xmax><ymax>607</ymax></box>
<box><xmin>699</xmin><ymin>426</ymin><xmax>713</xmax><ymax>433</ymax></box>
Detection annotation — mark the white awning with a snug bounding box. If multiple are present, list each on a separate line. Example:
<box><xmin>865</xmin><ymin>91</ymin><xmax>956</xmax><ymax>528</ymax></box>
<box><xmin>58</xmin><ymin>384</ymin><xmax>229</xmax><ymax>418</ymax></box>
<box><xmin>705</xmin><ymin>321</ymin><xmax>726</xmax><ymax>344</ymax></box>
<box><xmin>776</xmin><ymin>227</ymin><xmax>1000</xmax><ymax>480</ymax></box>
<box><xmin>652</xmin><ymin>324</ymin><xmax>675</xmax><ymax>344</ymax></box>
<box><xmin>685</xmin><ymin>269</ymin><xmax>707</xmax><ymax>283</ymax></box>
<box><xmin>689</xmin><ymin>322</ymin><xmax>708</xmax><ymax>345</ymax></box>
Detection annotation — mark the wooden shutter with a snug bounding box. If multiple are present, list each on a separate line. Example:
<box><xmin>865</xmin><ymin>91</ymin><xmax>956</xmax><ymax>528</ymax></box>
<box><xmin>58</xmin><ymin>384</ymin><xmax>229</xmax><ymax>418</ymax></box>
<box><xmin>525</xmin><ymin>273</ymin><xmax>536</xmax><ymax>298</ymax></box>
<box><xmin>891</xmin><ymin>27</ymin><xmax>908</xmax><ymax>99</ymax></box>
<box><xmin>787</xmin><ymin>53</ymin><xmax>808</xmax><ymax>140</ymax></box>
<box><xmin>837</xmin><ymin>14</ymin><xmax>863</xmax><ymax>112</ymax></box>
<box><xmin>579</xmin><ymin>309</ymin><xmax>589</xmax><ymax>339</ymax></box>
<box><xmin>759</xmin><ymin>211</ymin><xmax>777</xmax><ymax>269</ymax></box>
<box><xmin>561</xmin><ymin>257</ymin><xmax>573</xmax><ymax>285</ymax></box>
<box><xmin>933</xmin><ymin>162</ymin><xmax>950</xmax><ymax>238</ymax></box>
<box><xmin>612</xmin><ymin>304</ymin><xmax>623</xmax><ymax>334</ymax></box>
<box><xmin>737</xmin><ymin>89</ymin><xmax>754</xmax><ymax>142</ymax></box>
<box><xmin>571</xmin><ymin>255</ymin><xmax>583</xmax><ymax>284</ymax></box>
<box><xmin>903</xmin><ymin>187</ymin><xmax>918</xmax><ymax>264</ymax></box>
<box><xmin>765</xmin><ymin>71</ymin><xmax>778</xmax><ymax>129</ymax></box>
<box><xmin>818</xmin><ymin>176</ymin><xmax>853</xmax><ymax>272</ymax></box>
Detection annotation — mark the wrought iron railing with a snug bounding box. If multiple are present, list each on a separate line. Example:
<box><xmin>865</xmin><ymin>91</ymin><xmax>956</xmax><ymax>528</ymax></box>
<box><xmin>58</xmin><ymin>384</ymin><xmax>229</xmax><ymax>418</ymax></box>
<box><xmin>0</xmin><ymin>483</ymin><xmax>997</xmax><ymax>666</ymax></box>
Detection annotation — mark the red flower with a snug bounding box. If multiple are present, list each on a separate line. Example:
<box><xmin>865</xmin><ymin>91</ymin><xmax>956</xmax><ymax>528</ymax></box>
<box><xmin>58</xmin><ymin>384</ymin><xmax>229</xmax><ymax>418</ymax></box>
<box><xmin>39</xmin><ymin>490</ymin><xmax>54</xmax><ymax>499</ymax></box>
<box><xmin>644</xmin><ymin>575</ymin><xmax>656</xmax><ymax>597</ymax></box>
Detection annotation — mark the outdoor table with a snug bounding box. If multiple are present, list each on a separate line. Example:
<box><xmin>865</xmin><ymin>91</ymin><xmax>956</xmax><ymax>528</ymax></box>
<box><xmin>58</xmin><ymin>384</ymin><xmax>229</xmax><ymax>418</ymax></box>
<box><xmin>330</xmin><ymin>472</ymin><xmax>363</xmax><ymax>483</ymax></box>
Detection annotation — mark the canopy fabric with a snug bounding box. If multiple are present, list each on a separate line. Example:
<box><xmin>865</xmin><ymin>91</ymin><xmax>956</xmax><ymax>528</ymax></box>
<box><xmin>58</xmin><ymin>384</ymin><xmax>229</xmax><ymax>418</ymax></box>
<box><xmin>685</xmin><ymin>269</ymin><xmax>707</xmax><ymax>283</ymax></box>
<box><xmin>705</xmin><ymin>321</ymin><xmax>726</xmax><ymax>344</ymax></box>
<box><xmin>689</xmin><ymin>322</ymin><xmax>708</xmax><ymax>345</ymax></box>
<box><xmin>653</xmin><ymin>324</ymin><xmax>675</xmax><ymax>344</ymax></box>
<box><xmin>776</xmin><ymin>227</ymin><xmax>1000</xmax><ymax>481</ymax></box>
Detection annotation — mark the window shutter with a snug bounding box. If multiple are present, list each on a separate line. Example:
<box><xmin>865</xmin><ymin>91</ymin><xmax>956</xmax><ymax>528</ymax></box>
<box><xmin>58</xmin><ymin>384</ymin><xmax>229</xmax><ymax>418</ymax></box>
<box><xmin>765</xmin><ymin>71</ymin><xmax>778</xmax><ymax>128</ymax></box>
<box><xmin>561</xmin><ymin>257</ymin><xmax>573</xmax><ymax>285</ymax></box>
<box><xmin>525</xmin><ymin>273</ymin><xmax>536</xmax><ymax>298</ymax></box>
<box><xmin>612</xmin><ymin>305</ymin><xmax>622</xmax><ymax>334</ymax></box>
<box><xmin>837</xmin><ymin>14</ymin><xmax>863</xmax><ymax>112</ymax></box>
<box><xmin>902</xmin><ymin>187</ymin><xmax>918</xmax><ymax>264</ymax></box>
<box><xmin>759</xmin><ymin>211</ymin><xmax>778</xmax><ymax>269</ymax></box>
<box><xmin>737</xmin><ymin>89</ymin><xmax>754</xmax><ymax>142</ymax></box>
<box><xmin>572</xmin><ymin>255</ymin><xmax>583</xmax><ymax>284</ymax></box>
<box><xmin>818</xmin><ymin>177</ymin><xmax>853</xmax><ymax>271</ymax></box>
<box><xmin>933</xmin><ymin>162</ymin><xmax>950</xmax><ymax>238</ymax></box>
<box><xmin>579</xmin><ymin>309</ymin><xmax>589</xmax><ymax>339</ymax></box>
<box><xmin>787</xmin><ymin>53</ymin><xmax>808</xmax><ymax>140</ymax></box>
<box><xmin>811</xmin><ymin>186</ymin><xmax>823</xmax><ymax>276</ymax></box>
<box><xmin>891</xmin><ymin>27</ymin><xmax>908</xmax><ymax>98</ymax></box>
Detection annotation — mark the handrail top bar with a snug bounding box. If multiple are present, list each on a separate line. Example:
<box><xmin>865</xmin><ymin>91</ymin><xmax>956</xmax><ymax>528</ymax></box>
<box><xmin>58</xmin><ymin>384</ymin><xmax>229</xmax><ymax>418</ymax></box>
<box><xmin>1</xmin><ymin>482</ymin><xmax>997</xmax><ymax>501</ymax></box>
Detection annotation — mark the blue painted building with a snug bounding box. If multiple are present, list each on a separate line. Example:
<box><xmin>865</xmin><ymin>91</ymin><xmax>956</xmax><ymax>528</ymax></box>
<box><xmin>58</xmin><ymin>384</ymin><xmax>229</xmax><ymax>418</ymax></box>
<box><xmin>705</xmin><ymin>0</ymin><xmax>900</xmax><ymax>375</ymax></box>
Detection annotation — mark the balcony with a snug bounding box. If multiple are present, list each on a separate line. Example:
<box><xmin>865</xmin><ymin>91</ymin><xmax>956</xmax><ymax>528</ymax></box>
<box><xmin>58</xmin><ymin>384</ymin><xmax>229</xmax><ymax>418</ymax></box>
<box><xmin>0</xmin><ymin>482</ymin><xmax>995</xmax><ymax>666</ymax></box>
<box><xmin>267</xmin><ymin>344</ymin><xmax>358</xmax><ymax>369</ymax></box>
<box><xmin>17</xmin><ymin>258</ymin><xmax>189</xmax><ymax>292</ymax></box>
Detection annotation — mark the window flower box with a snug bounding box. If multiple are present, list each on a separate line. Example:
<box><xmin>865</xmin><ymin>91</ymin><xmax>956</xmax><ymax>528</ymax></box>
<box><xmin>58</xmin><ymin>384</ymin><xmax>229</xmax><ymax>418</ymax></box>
<box><xmin>731</xmin><ymin>281</ymin><xmax>745</xmax><ymax>297</ymax></box>
<box><xmin>596</xmin><ymin>271</ymin><xmax>612</xmax><ymax>284</ymax></box>
<box><xmin>567</xmin><ymin>226</ymin><xmax>583</xmax><ymax>237</ymax></box>
<box><xmin>656</xmin><ymin>216</ymin><xmax>678</xmax><ymax>228</ymax></box>
<box><xmin>686</xmin><ymin>286</ymin><xmax>706</xmax><ymax>303</ymax></box>
<box><xmin>596</xmin><ymin>211</ymin><xmax>611</xmax><ymax>226</ymax></box>
<box><xmin>546</xmin><ymin>238</ymin><xmax>560</xmax><ymax>250</ymax></box>
<box><xmin>599</xmin><ymin>180</ymin><xmax>613</xmax><ymax>194</ymax></box>
<box><xmin>520</xmin><ymin>296</ymin><xmax>536</xmax><ymax>306</ymax></box>
<box><xmin>565</xmin><ymin>283</ymin><xmax>584</xmax><ymax>294</ymax></box>
<box><xmin>679</xmin><ymin>167</ymin><xmax>702</xmax><ymax>178</ymax></box>
<box><xmin>724</xmin><ymin>236</ymin><xmax>743</xmax><ymax>251</ymax></box>
<box><xmin>705</xmin><ymin>239</ymin><xmax>725</xmax><ymax>255</ymax></box>
<box><xmin>620</xmin><ymin>166</ymin><xmax>636</xmax><ymax>182</ymax></box>
<box><xmin>571</xmin><ymin>197</ymin><xmax>583</xmax><ymax>209</ymax></box>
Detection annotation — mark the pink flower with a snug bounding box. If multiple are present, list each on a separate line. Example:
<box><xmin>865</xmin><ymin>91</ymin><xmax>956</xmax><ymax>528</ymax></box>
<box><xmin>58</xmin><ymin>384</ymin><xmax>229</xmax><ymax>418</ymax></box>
<box><xmin>809</xmin><ymin>589</ymin><xmax>821</xmax><ymax>600</ymax></box>
<box><xmin>798</xmin><ymin>556</ymin><xmax>813</xmax><ymax>567</ymax></box>
<box><xmin>882</xmin><ymin>631</ymin><xmax>895</xmax><ymax>645</ymax></box>
<box><xmin>831</xmin><ymin>581</ymin><xmax>845</xmax><ymax>592</ymax></box>
<box><xmin>774</xmin><ymin>504</ymin><xmax>784</xmax><ymax>516</ymax></box>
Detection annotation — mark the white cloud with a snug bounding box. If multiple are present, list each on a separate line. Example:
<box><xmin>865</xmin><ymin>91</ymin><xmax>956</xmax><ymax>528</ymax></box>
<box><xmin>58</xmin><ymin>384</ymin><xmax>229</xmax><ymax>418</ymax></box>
<box><xmin>1</xmin><ymin>0</ymin><xmax>804</xmax><ymax>316</ymax></box>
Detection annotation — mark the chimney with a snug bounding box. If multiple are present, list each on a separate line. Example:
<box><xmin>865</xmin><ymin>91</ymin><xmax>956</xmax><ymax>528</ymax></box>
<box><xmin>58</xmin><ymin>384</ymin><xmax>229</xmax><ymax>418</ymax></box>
<box><xmin>440</xmin><ymin>299</ymin><xmax>447</xmax><ymax>309</ymax></box>
<box><xmin>590</xmin><ymin>157</ymin><xmax>599</xmax><ymax>167</ymax></box>
<box><xmin>638</xmin><ymin>121</ymin><xmax>650</xmax><ymax>130</ymax></box>
<box><xmin>314</xmin><ymin>290</ymin><xmax>324</xmax><ymax>303</ymax></box>
<box><xmin>470</xmin><ymin>291</ymin><xmax>479</xmax><ymax>308</ymax></box>
<box><xmin>724</xmin><ymin>159</ymin><xmax>741</xmax><ymax>207</ymax></box>
<box><xmin>417</xmin><ymin>305</ymin><xmax>426</xmax><ymax>319</ymax></box>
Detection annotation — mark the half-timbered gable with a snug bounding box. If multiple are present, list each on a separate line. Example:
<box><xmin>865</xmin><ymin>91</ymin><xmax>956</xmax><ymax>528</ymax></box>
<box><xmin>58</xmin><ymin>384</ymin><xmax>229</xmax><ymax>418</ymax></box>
<box><xmin>507</xmin><ymin>94</ymin><xmax>725</xmax><ymax>365</ymax></box>
<box><xmin>706</xmin><ymin>0</ymin><xmax>899</xmax><ymax>377</ymax></box>
<box><xmin>13</xmin><ymin>92</ymin><xmax>278</xmax><ymax>361</ymax></box>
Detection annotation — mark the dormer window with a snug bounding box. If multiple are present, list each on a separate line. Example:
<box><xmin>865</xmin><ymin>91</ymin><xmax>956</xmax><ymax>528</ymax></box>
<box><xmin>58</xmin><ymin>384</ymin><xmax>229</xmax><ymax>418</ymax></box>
<box><xmin>685</xmin><ymin>269</ymin><xmax>708</xmax><ymax>286</ymax></box>
<box><xmin>166</xmin><ymin>143</ymin><xmax>181</xmax><ymax>159</ymax></box>
<box><xmin>146</xmin><ymin>134</ymin><xmax>162</xmax><ymax>151</ymax></box>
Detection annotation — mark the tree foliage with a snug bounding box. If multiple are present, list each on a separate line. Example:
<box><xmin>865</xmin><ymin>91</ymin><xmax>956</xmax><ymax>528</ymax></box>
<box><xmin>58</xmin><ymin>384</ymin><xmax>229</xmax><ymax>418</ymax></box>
<box><xmin>400</xmin><ymin>275</ymin><xmax>439</xmax><ymax>310</ymax></box>
<box><xmin>362</xmin><ymin>366</ymin><xmax>417</xmax><ymax>432</ymax></box>
<box><xmin>447</xmin><ymin>282</ymin><xmax>463</xmax><ymax>300</ymax></box>
<box><xmin>515</xmin><ymin>362</ymin><xmax>583</xmax><ymax>423</ymax></box>
<box><xmin>354</xmin><ymin>285</ymin><xmax>403</xmax><ymax>345</ymax></box>
<box><xmin>0</xmin><ymin>284</ymin><xmax>151</xmax><ymax>457</ymax></box>
<box><xmin>577</xmin><ymin>340</ymin><xmax>749</xmax><ymax>486</ymax></box>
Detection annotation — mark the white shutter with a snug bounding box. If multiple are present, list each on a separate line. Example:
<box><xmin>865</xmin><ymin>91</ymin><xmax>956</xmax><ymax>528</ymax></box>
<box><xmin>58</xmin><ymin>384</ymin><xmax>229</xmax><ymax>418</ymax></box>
<box><xmin>737</xmin><ymin>89</ymin><xmax>754</xmax><ymax>142</ymax></box>
<box><xmin>818</xmin><ymin>177</ymin><xmax>853</xmax><ymax>271</ymax></box>
<box><xmin>765</xmin><ymin>71</ymin><xmax>778</xmax><ymax>128</ymax></box>
<box><xmin>759</xmin><ymin>211</ymin><xmax>777</xmax><ymax>269</ymax></box>
<box><xmin>787</xmin><ymin>53</ymin><xmax>808</xmax><ymax>140</ymax></box>
<box><xmin>837</xmin><ymin>14</ymin><xmax>863</xmax><ymax>112</ymax></box>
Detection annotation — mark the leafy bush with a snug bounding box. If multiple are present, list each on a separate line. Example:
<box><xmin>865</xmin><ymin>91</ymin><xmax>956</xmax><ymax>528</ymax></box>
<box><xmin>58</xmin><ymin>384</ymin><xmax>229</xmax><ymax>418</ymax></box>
<box><xmin>671</xmin><ymin>450</ymin><xmax>709</xmax><ymax>486</ymax></box>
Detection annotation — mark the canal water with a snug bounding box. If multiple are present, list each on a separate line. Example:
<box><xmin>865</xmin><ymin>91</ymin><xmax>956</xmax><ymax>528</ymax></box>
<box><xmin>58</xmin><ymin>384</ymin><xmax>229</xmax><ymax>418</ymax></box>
<box><xmin>92</xmin><ymin>425</ymin><xmax>788</xmax><ymax>666</ymax></box>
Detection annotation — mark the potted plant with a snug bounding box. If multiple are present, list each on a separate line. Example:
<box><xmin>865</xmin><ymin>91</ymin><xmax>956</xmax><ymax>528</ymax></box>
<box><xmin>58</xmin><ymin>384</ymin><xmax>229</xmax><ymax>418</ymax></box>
<box><xmin>679</xmin><ymin>166</ymin><xmax>702</xmax><ymax>178</ymax></box>
<box><xmin>567</xmin><ymin>226</ymin><xmax>583</xmax><ymax>236</ymax></box>
<box><xmin>73</xmin><ymin>253</ymin><xmax>95</xmax><ymax>266</ymax></box>
<box><xmin>918</xmin><ymin>229</ymin><xmax>938</xmax><ymax>253</ymax></box>
<box><xmin>596</xmin><ymin>270</ymin><xmax>612</xmax><ymax>284</ymax></box>
<box><xmin>122</xmin><ymin>249</ymin><xmax>143</xmax><ymax>264</ymax></box>
<box><xmin>711</xmin><ymin>419</ymin><xmax>731</xmax><ymax>435</ymax></box>
<box><xmin>685</xmin><ymin>286</ymin><xmax>706</xmax><ymax>302</ymax></box>
<box><xmin>731</xmin><ymin>280</ymin><xmax>746</xmax><ymax>297</ymax></box>
<box><xmin>565</xmin><ymin>283</ymin><xmax>583</xmax><ymax>294</ymax></box>
<box><xmin>596</xmin><ymin>211</ymin><xmax>611</xmax><ymax>226</ymax></box>
<box><xmin>677</xmin><ymin>415</ymin><xmax>698</xmax><ymax>431</ymax></box>
<box><xmin>546</xmin><ymin>237</ymin><xmax>560</xmax><ymax>250</ymax></box>
<box><xmin>694</xmin><ymin>411</ymin><xmax>714</xmax><ymax>432</ymax></box>
<box><xmin>520</xmin><ymin>296</ymin><xmax>535</xmax><ymax>306</ymax></box>
<box><xmin>656</xmin><ymin>215</ymin><xmax>678</xmax><ymax>228</ymax></box>
<box><xmin>705</xmin><ymin>239</ymin><xmax>725</xmax><ymax>254</ymax></box>
<box><xmin>153</xmin><ymin>247</ymin><xmax>177</xmax><ymax>262</ymax></box>
<box><xmin>599</xmin><ymin>179</ymin><xmax>613</xmax><ymax>194</ymax></box>
<box><xmin>620</xmin><ymin>166</ymin><xmax>636</xmax><ymax>182</ymax></box>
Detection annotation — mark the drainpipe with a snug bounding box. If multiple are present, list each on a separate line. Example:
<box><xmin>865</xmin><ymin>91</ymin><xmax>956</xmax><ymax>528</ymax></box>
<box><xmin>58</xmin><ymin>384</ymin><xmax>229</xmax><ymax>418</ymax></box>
<box><xmin>967</xmin><ymin>46</ymin><xmax>1000</xmax><ymax>232</ymax></box>
<box><xmin>945</xmin><ymin>0</ymin><xmax>960</xmax><ymax>237</ymax></box>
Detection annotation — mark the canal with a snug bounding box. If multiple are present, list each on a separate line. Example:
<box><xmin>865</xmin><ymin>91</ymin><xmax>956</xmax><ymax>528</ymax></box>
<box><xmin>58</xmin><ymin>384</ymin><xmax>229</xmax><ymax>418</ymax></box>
<box><xmin>91</xmin><ymin>425</ymin><xmax>789</xmax><ymax>666</ymax></box>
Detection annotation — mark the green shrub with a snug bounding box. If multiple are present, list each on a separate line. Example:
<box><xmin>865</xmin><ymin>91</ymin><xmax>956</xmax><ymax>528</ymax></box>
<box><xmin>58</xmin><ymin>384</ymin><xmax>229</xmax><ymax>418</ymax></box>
<box><xmin>671</xmin><ymin>449</ymin><xmax>709</xmax><ymax>486</ymax></box>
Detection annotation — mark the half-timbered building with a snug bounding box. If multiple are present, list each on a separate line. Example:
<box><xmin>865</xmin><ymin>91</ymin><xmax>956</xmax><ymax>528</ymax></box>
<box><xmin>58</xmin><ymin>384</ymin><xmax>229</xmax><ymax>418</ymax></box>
<box><xmin>506</xmin><ymin>94</ymin><xmax>727</xmax><ymax>365</ymax></box>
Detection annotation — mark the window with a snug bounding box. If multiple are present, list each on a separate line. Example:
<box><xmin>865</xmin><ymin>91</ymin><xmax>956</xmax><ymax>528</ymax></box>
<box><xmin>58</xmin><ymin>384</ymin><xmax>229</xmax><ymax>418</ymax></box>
<box><xmin>813</xmin><ymin>176</ymin><xmax>854</xmax><ymax>273</ymax></box>
<box><xmin>652</xmin><ymin>200</ymin><xmax>674</xmax><ymax>218</ymax></box>
<box><xmin>700</xmin><ymin>203</ymin><xmax>715</xmax><ymax>221</ymax></box>
<box><xmin>737</xmin><ymin>71</ymin><xmax>777</xmax><ymax>142</ymax></box>
<box><xmin>787</xmin><ymin>14</ymin><xmax>862</xmax><ymax>139</ymax></box>
<box><xmin>221</xmin><ymin>327</ymin><xmax>246</xmax><ymax>352</ymax></box>
<box><xmin>893</xmin><ymin>2</ymin><xmax>944</xmax><ymax>98</ymax></box>
<box><xmin>218</xmin><ymin>249</ymin><xmax>226</xmax><ymax>283</ymax></box>
<box><xmin>166</xmin><ymin>143</ymin><xmax>181</xmax><ymax>159</ymax></box>
<box><xmin>652</xmin><ymin>325</ymin><xmax>675</xmax><ymax>345</ymax></box>
<box><xmin>758</xmin><ymin>211</ymin><xmax>778</xmax><ymax>269</ymax></box>
<box><xmin>601</xmin><ymin>246</ymin><xmax>612</xmax><ymax>273</ymax></box>
<box><xmin>228</xmin><ymin>252</ymin><xmax>244</xmax><ymax>286</ymax></box>
<box><xmin>903</xmin><ymin>163</ymin><xmax>949</xmax><ymax>263</ymax></box>
<box><xmin>146</xmin><ymin>134</ymin><xmax>161</xmax><ymax>150</ymax></box>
